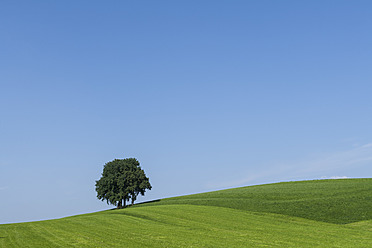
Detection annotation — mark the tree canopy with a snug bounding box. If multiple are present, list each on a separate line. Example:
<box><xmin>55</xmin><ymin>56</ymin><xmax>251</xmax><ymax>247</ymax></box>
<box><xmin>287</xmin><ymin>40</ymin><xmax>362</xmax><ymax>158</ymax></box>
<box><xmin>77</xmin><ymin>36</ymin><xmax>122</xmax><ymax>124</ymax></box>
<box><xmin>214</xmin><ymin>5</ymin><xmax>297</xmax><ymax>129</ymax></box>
<box><xmin>95</xmin><ymin>158</ymin><xmax>152</xmax><ymax>208</ymax></box>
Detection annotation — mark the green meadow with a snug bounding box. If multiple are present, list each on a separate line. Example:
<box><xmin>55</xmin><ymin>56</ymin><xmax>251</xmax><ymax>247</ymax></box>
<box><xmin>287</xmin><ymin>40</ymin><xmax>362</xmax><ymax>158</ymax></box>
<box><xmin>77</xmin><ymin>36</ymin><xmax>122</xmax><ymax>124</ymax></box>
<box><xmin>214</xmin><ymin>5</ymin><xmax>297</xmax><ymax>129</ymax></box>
<box><xmin>1</xmin><ymin>178</ymin><xmax>371</xmax><ymax>247</ymax></box>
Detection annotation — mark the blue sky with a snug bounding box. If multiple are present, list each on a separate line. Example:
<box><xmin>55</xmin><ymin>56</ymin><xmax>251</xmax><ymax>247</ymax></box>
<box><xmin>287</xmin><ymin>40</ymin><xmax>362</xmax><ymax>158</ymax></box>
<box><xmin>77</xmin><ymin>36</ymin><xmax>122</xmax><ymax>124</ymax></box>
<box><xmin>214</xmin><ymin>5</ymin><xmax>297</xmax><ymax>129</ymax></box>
<box><xmin>1</xmin><ymin>1</ymin><xmax>372</xmax><ymax>224</ymax></box>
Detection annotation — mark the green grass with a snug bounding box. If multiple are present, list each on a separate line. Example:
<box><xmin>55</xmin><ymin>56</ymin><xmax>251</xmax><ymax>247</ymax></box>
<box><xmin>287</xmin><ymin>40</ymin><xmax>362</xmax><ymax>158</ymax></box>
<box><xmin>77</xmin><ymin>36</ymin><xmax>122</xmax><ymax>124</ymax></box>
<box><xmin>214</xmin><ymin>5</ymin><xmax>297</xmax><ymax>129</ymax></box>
<box><xmin>1</xmin><ymin>178</ymin><xmax>372</xmax><ymax>247</ymax></box>
<box><xmin>146</xmin><ymin>178</ymin><xmax>372</xmax><ymax>224</ymax></box>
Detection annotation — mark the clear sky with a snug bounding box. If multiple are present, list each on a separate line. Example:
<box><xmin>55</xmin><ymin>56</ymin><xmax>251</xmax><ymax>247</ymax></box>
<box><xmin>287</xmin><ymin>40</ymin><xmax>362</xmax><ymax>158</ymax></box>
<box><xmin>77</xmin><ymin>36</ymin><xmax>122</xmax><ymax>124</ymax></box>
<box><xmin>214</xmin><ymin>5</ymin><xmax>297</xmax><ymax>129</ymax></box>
<box><xmin>1</xmin><ymin>1</ymin><xmax>372</xmax><ymax>224</ymax></box>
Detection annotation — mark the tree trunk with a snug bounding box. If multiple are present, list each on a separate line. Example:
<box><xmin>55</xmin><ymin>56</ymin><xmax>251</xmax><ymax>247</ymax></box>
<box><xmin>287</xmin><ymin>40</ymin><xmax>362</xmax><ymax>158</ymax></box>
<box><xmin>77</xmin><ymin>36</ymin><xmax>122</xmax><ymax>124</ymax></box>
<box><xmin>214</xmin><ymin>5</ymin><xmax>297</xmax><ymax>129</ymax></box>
<box><xmin>117</xmin><ymin>200</ymin><xmax>122</xmax><ymax>209</ymax></box>
<box><xmin>123</xmin><ymin>199</ymin><xmax>126</xmax><ymax>208</ymax></box>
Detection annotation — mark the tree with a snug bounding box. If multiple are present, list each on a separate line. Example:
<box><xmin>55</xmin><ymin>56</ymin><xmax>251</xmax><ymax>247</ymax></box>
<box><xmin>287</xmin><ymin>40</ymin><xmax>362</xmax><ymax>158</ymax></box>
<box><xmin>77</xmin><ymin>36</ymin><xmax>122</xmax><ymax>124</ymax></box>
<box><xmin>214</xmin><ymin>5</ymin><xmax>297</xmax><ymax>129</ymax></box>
<box><xmin>95</xmin><ymin>158</ymin><xmax>152</xmax><ymax>208</ymax></box>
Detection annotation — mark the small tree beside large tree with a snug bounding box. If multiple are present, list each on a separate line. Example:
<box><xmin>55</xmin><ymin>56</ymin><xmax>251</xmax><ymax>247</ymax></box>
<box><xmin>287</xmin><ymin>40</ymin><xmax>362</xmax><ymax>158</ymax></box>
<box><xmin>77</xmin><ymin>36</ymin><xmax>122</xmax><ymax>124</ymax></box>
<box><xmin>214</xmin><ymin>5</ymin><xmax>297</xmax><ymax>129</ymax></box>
<box><xmin>95</xmin><ymin>158</ymin><xmax>151</xmax><ymax>208</ymax></box>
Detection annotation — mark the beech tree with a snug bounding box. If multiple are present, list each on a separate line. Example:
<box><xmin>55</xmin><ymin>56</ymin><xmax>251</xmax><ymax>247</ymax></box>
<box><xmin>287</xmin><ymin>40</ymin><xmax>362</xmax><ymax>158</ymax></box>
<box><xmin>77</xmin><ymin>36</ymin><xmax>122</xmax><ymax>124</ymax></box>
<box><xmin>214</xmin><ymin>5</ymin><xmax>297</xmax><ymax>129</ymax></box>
<box><xmin>95</xmin><ymin>158</ymin><xmax>151</xmax><ymax>208</ymax></box>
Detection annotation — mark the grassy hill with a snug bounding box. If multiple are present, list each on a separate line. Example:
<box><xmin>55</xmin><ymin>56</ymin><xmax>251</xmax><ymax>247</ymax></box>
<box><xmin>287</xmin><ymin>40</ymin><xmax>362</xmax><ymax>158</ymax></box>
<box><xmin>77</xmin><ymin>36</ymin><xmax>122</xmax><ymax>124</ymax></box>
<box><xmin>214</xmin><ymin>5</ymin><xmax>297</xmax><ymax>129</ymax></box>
<box><xmin>144</xmin><ymin>178</ymin><xmax>372</xmax><ymax>224</ymax></box>
<box><xmin>1</xmin><ymin>178</ymin><xmax>371</xmax><ymax>247</ymax></box>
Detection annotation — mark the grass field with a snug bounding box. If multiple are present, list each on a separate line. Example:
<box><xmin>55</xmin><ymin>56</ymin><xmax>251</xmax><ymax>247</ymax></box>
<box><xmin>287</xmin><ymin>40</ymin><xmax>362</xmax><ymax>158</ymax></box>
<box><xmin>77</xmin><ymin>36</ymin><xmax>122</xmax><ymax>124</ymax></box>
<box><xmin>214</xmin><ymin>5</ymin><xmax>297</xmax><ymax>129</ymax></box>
<box><xmin>1</xmin><ymin>178</ymin><xmax>371</xmax><ymax>247</ymax></box>
<box><xmin>145</xmin><ymin>178</ymin><xmax>372</xmax><ymax>224</ymax></box>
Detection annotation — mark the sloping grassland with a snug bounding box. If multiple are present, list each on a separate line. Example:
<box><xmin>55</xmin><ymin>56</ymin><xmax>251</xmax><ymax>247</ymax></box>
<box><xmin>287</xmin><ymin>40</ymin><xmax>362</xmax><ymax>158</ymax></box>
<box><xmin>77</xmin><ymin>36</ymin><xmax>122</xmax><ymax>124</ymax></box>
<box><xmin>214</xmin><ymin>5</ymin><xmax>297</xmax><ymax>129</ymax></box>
<box><xmin>145</xmin><ymin>178</ymin><xmax>372</xmax><ymax>224</ymax></box>
<box><xmin>1</xmin><ymin>178</ymin><xmax>371</xmax><ymax>247</ymax></box>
